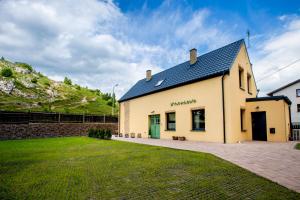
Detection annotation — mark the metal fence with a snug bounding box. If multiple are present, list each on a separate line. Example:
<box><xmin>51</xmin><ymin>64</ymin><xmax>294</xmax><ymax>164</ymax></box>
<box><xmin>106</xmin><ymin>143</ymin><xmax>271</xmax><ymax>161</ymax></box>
<box><xmin>291</xmin><ymin>122</ymin><xmax>300</xmax><ymax>141</ymax></box>
<box><xmin>0</xmin><ymin>111</ymin><xmax>118</xmax><ymax>124</ymax></box>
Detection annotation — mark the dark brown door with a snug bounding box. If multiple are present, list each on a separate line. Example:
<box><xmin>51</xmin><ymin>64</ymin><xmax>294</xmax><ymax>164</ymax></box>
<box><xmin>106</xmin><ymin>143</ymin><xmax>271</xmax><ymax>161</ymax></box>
<box><xmin>251</xmin><ymin>112</ymin><xmax>267</xmax><ymax>141</ymax></box>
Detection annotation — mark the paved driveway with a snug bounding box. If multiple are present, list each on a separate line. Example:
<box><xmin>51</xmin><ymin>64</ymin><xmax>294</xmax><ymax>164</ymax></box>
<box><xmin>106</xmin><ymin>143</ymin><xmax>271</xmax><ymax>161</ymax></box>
<box><xmin>113</xmin><ymin>137</ymin><xmax>300</xmax><ymax>193</ymax></box>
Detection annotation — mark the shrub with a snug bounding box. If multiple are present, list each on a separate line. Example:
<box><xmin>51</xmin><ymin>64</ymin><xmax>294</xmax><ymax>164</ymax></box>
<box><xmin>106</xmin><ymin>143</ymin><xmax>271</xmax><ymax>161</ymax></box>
<box><xmin>1</xmin><ymin>56</ymin><xmax>4</xmax><ymax>60</ymax></box>
<box><xmin>94</xmin><ymin>89</ymin><xmax>101</xmax><ymax>96</ymax></box>
<box><xmin>75</xmin><ymin>84</ymin><xmax>81</xmax><ymax>90</ymax></box>
<box><xmin>1</xmin><ymin>67</ymin><xmax>13</xmax><ymax>77</ymax></box>
<box><xmin>31</xmin><ymin>77</ymin><xmax>38</xmax><ymax>83</ymax></box>
<box><xmin>105</xmin><ymin>129</ymin><xmax>112</xmax><ymax>139</ymax></box>
<box><xmin>87</xmin><ymin>128</ymin><xmax>112</xmax><ymax>140</ymax></box>
<box><xmin>100</xmin><ymin>129</ymin><xmax>105</xmax><ymax>139</ymax></box>
<box><xmin>64</xmin><ymin>77</ymin><xmax>72</xmax><ymax>85</ymax></box>
<box><xmin>88</xmin><ymin>128</ymin><xmax>96</xmax><ymax>137</ymax></box>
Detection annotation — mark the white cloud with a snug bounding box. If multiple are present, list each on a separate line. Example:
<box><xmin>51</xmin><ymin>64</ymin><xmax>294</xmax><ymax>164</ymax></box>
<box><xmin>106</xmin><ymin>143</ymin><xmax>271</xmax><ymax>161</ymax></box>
<box><xmin>1</xmin><ymin>0</ymin><xmax>236</xmax><ymax>98</ymax></box>
<box><xmin>250</xmin><ymin>15</ymin><xmax>300</xmax><ymax>96</ymax></box>
<box><xmin>5</xmin><ymin>0</ymin><xmax>298</xmax><ymax>99</ymax></box>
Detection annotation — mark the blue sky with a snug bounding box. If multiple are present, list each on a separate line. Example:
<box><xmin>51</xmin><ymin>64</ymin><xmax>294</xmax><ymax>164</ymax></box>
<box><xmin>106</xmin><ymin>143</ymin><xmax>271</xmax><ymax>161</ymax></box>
<box><xmin>0</xmin><ymin>0</ymin><xmax>299</xmax><ymax>97</ymax></box>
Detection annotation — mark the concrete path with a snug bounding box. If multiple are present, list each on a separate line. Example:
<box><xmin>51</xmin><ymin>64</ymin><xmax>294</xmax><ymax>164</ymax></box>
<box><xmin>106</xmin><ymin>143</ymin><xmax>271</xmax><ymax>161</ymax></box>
<box><xmin>113</xmin><ymin>136</ymin><xmax>300</xmax><ymax>193</ymax></box>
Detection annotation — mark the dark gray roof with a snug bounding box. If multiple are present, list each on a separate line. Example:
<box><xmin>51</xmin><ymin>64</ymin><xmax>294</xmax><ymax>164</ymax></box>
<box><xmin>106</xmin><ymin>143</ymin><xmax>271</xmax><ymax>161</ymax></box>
<box><xmin>268</xmin><ymin>79</ymin><xmax>300</xmax><ymax>96</ymax></box>
<box><xmin>246</xmin><ymin>96</ymin><xmax>292</xmax><ymax>105</ymax></box>
<box><xmin>119</xmin><ymin>39</ymin><xmax>245</xmax><ymax>102</ymax></box>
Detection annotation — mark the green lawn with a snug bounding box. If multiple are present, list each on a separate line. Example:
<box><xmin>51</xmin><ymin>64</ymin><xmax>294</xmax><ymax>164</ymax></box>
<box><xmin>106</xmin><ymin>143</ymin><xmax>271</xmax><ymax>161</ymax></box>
<box><xmin>296</xmin><ymin>143</ymin><xmax>300</xmax><ymax>150</ymax></box>
<box><xmin>0</xmin><ymin>137</ymin><xmax>299</xmax><ymax>199</ymax></box>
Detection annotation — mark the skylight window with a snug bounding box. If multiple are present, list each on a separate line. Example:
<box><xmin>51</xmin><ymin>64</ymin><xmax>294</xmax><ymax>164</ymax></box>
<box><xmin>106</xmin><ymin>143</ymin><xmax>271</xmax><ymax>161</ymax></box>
<box><xmin>155</xmin><ymin>79</ymin><xmax>164</xmax><ymax>87</ymax></box>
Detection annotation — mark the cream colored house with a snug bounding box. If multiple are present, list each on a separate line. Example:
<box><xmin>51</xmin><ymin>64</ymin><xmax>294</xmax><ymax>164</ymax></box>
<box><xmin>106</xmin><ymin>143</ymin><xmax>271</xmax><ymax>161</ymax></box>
<box><xmin>118</xmin><ymin>39</ymin><xmax>291</xmax><ymax>143</ymax></box>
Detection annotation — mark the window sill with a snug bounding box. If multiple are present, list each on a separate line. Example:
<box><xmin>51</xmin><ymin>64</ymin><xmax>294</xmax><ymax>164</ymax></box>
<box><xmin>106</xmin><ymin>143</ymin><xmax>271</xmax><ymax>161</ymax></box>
<box><xmin>165</xmin><ymin>129</ymin><xmax>176</xmax><ymax>132</ymax></box>
<box><xmin>190</xmin><ymin>129</ymin><xmax>205</xmax><ymax>132</ymax></box>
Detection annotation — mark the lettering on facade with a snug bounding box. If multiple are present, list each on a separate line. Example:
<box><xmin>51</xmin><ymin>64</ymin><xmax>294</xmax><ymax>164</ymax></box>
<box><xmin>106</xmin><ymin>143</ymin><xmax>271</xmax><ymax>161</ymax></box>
<box><xmin>170</xmin><ymin>99</ymin><xmax>196</xmax><ymax>107</ymax></box>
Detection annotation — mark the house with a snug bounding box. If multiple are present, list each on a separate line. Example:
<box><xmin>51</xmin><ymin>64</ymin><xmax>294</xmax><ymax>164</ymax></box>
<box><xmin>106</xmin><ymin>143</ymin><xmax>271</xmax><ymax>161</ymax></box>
<box><xmin>268</xmin><ymin>79</ymin><xmax>300</xmax><ymax>123</ymax></box>
<box><xmin>118</xmin><ymin>39</ymin><xmax>291</xmax><ymax>143</ymax></box>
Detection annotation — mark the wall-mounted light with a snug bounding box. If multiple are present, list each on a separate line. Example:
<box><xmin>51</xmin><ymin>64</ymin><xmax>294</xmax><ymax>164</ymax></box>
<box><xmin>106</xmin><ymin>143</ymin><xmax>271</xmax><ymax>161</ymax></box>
<box><xmin>151</xmin><ymin>110</ymin><xmax>155</xmax><ymax>113</ymax></box>
<box><xmin>256</xmin><ymin>106</ymin><xmax>259</xmax><ymax>110</ymax></box>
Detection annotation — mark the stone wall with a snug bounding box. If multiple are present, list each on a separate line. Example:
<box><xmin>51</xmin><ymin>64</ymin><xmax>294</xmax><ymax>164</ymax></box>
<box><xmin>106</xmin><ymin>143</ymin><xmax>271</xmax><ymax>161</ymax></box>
<box><xmin>0</xmin><ymin>123</ymin><xmax>118</xmax><ymax>140</ymax></box>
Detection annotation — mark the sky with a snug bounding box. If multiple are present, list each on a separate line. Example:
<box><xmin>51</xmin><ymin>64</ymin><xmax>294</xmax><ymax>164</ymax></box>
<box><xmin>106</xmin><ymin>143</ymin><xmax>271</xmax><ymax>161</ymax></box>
<box><xmin>0</xmin><ymin>0</ymin><xmax>299</xmax><ymax>98</ymax></box>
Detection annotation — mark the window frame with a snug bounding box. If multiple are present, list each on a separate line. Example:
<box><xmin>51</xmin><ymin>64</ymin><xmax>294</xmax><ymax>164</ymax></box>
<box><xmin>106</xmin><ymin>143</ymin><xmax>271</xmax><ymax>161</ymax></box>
<box><xmin>297</xmin><ymin>104</ymin><xmax>300</xmax><ymax>113</ymax></box>
<box><xmin>191</xmin><ymin>109</ymin><xmax>205</xmax><ymax>131</ymax></box>
<box><xmin>240</xmin><ymin>108</ymin><xmax>246</xmax><ymax>132</ymax></box>
<box><xmin>296</xmin><ymin>89</ymin><xmax>300</xmax><ymax>97</ymax></box>
<box><xmin>166</xmin><ymin>112</ymin><xmax>176</xmax><ymax>131</ymax></box>
<box><xmin>238</xmin><ymin>67</ymin><xmax>245</xmax><ymax>90</ymax></box>
<box><xmin>247</xmin><ymin>73</ymin><xmax>252</xmax><ymax>94</ymax></box>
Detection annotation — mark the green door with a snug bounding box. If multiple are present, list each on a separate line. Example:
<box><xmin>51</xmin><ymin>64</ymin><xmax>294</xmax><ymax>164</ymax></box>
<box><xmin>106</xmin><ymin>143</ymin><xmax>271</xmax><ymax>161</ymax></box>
<box><xmin>150</xmin><ymin>115</ymin><xmax>160</xmax><ymax>139</ymax></box>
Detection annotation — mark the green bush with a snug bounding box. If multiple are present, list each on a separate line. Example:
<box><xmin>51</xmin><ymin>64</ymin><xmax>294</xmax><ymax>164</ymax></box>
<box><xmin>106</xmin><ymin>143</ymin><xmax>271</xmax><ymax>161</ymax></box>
<box><xmin>88</xmin><ymin>128</ymin><xmax>96</xmax><ymax>137</ymax></box>
<box><xmin>105</xmin><ymin>129</ymin><xmax>112</xmax><ymax>139</ymax></box>
<box><xmin>1</xmin><ymin>67</ymin><xmax>13</xmax><ymax>77</ymax></box>
<box><xmin>75</xmin><ymin>84</ymin><xmax>81</xmax><ymax>90</ymax></box>
<box><xmin>64</xmin><ymin>77</ymin><xmax>72</xmax><ymax>85</ymax></box>
<box><xmin>31</xmin><ymin>77</ymin><xmax>38</xmax><ymax>83</ymax></box>
<box><xmin>88</xmin><ymin>128</ymin><xmax>112</xmax><ymax>140</ymax></box>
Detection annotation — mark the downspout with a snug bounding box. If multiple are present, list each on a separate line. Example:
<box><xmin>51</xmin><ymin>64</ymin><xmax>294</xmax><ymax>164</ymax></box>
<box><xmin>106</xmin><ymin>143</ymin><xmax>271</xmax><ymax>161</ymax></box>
<box><xmin>283</xmin><ymin>102</ymin><xmax>288</xmax><ymax>142</ymax></box>
<box><xmin>222</xmin><ymin>73</ymin><xmax>227</xmax><ymax>144</ymax></box>
<box><xmin>118</xmin><ymin>102</ymin><xmax>121</xmax><ymax>135</ymax></box>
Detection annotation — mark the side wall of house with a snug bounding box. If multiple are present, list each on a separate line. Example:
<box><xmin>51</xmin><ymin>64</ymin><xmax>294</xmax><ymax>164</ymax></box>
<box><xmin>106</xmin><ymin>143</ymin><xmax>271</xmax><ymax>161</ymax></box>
<box><xmin>272</xmin><ymin>82</ymin><xmax>300</xmax><ymax>123</ymax></box>
<box><xmin>119</xmin><ymin>76</ymin><xmax>225</xmax><ymax>142</ymax></box>
<box><xmin>245</xmin><ymin>100</ymin><xmax>290</xmax><ymax>142</ymax></box>
<box><xmin>224</xmin><ymin>44</ymin><xmax>257</xmax><ymax>143</ymax></box>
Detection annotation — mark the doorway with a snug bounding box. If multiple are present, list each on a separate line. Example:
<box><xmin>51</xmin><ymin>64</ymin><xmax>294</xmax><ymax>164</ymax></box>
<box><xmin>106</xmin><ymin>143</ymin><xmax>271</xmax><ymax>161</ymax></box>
<box><xmin>251</xmin><ymin>112</ymin><xmax>267</xmax><ymax>141</ymax></box>
<box><xmin>149</xmin><ymin>115</ymin><xmax>160</xmax><ymax>139</ymax></box>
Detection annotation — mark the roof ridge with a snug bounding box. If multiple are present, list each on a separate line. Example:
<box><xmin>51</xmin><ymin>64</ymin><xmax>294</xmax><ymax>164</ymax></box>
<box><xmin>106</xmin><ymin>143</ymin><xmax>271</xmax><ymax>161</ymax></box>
<box><xmin>143</xmin><ymin>39</ymin><xmax>245</xmax><ymax>80</ymax></box>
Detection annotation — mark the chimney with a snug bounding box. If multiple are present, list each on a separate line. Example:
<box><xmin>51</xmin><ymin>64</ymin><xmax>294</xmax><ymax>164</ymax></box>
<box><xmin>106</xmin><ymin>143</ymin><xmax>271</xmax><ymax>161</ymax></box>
<box><xmin>146</xmin><ymin>70</ymin><xmax>152</xmax><ymax>81</ymax></box>
<box><xmin>190</xmin><ymin>48</ymin><xmax>197</xmax><ymax>65</ymax></box>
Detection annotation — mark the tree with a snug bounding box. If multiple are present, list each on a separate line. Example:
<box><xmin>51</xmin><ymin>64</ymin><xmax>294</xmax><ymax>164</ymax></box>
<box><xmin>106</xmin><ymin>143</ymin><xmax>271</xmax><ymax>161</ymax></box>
<box><xmin>64</xmin><ymin>77</ymin><xmax>72</xmax><ymax>85</ymax></box>
<box><xmin>1</xmin><ymin>56</ymin><xmax>4</xmax><ymax>61</ymax></box>
<box><xmin>107</xmin><ymin>99</ymin><xmax>113</xmax><ymax>106</ymax></box>
<box><xmin>102</xmin><ymin>93</ymin><xmax>112</xmax><ymax>101</ymax></box>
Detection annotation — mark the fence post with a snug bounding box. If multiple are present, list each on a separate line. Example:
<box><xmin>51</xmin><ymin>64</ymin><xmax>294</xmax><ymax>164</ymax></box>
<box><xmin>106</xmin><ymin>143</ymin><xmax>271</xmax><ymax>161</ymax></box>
<box><xmin>28</xmin><ymin>111</ymin><xmax>30</xmax><ymax>124</ymax></box>
<box><xmin>83</xmin><ymin>113</ymin><xmax>85</xmax><ymax>123</ymax></box>
<box><xmin>104</xmin><ymin>114</ymin><xmax>106</xmax><ymax>123</ymax></box>
<box><xmin>58</xmin><ymin>113</ymin><xmax>61</xmax><ymax>123</ymax></box>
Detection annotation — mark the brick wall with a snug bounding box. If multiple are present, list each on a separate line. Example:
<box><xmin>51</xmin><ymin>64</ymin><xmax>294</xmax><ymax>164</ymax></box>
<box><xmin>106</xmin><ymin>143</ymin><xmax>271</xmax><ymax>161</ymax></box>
<box><xmin>0</xmin><ymin>123</ymin><xmax>118</xmax><ymax>140</ymax></box>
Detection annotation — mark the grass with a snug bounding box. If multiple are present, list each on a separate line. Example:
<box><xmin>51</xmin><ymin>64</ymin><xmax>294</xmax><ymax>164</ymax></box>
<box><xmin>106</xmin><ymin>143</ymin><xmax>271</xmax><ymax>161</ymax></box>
<box><xmin>0</xmin><ymin>137</ymin><xmax>299</xmax><ymax>200</ymax></box>
<box><xmin>295</xmin><ymin>143</ymin><xmax>300</xmax><ymax>150</ymax></box>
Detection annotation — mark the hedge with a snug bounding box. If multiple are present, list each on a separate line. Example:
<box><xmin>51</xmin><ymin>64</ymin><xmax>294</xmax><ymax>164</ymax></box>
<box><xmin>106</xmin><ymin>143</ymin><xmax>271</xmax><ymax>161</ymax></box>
<box><xmin>88</xmin><ymin>128</ymin><xmax>112</xmax><ymax>140</ymax></box>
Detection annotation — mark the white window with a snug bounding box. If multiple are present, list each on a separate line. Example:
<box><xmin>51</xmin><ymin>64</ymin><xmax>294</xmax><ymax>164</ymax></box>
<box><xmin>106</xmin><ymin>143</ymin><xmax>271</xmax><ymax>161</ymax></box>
<box><xmin>296</xmin><ymin>89</ymin><xmax>300</xmax><ymax>97</ymax></box>
<box><xmin>155</xmin><ymin>79</ymin><xmax>164</xmax><ymax>86</ymax></box>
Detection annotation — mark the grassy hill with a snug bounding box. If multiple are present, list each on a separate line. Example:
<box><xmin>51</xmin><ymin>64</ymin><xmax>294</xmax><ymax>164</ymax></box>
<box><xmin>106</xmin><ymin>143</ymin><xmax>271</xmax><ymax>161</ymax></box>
<box><xmin>0</xmin><ymin>58</ymin><xmax>118</xmax><ymax>115</ymax></box>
